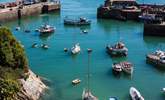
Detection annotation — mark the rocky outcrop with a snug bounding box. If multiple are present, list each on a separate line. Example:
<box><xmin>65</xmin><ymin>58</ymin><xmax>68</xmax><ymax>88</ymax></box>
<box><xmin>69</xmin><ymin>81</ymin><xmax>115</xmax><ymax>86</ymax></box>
<box><xmin>17</xmin><ymin>70</ymin><xmax>48</xmax><ymax>100</ymax></box>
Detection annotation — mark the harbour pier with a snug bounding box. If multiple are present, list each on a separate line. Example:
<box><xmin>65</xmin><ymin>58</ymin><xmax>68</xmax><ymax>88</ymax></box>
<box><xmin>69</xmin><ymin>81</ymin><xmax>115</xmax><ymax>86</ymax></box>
<box><xmin>0</xmin><ymin>0</ymin><xmax>60</xmax><ymax>22</ymax></box>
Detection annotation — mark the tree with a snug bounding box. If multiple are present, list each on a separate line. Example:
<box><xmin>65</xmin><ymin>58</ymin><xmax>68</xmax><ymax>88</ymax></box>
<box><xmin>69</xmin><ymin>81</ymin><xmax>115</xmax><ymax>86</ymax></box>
<box><xmin>0</xmin><ymin>27</ymin><xmax>28</xmax><ymax>72</ymax></box>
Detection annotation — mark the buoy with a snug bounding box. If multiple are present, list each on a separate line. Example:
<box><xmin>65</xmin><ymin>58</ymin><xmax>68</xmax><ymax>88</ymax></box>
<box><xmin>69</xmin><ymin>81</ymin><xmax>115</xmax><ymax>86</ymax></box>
<box><xmin>64</xmin><ymin>48</ymin><xmax>68</xmax><ymax>52</ymax></box>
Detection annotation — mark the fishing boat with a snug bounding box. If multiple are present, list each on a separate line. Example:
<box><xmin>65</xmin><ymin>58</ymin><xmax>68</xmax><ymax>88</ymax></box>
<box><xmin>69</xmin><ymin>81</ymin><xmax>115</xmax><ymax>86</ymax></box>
<box><xmin>121</xmin><ymin>61</ymin><xmax>133</xmax><ymax>74</ymax></box>
<box><xmin>109</xmin><ymin>97</ymin><xmax>118</xmax><ymax>100</ymax></box>
<box><xmin>71</xmin><ymin>43</ymin><xmax>81</xmax><ymax>54</ymax></box>
<box><xmin>112</xmin><ymin>63</ymin><xmax>122</xmax><ymax>74</ymax></box>
<box><xmin>106</xmin><ymin>42</ymin><xmax>128</xmax><ymax>57</ymax></box>
<box><xmin>64</xmin><ymin>17</ymin><xmax>91</xmax><ymax>26</ymax></box>
<box><xmin>82</xmin><ymin>49</ymin><xmax>98</xmax><ymax>100</ymax></box>
<box><xmin>38</xmin><ymin>24</ymin><xmax>55</xmax><ymax>34</ymax></box>
<box><xmin>146</xmin><ymin>50</ymin><xmax>165</xmax><ymax>68</ymax></box>
<box><xmin>130</xmin><ymin>87</ymin><xmax>144</xmax><ymax>100</ymax></box>
<box><xmin>72</xmin><ymin>78</ymin><xmax>81</xmax><ymax>85</ymax></box>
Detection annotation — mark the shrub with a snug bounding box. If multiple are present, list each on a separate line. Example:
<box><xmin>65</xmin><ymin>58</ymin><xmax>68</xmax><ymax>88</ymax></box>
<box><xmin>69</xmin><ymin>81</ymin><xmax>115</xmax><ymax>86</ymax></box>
<box><xmin>0</xmin><ymin>27</ymin><xmax>28</xmax><ymax>72</ymax></box>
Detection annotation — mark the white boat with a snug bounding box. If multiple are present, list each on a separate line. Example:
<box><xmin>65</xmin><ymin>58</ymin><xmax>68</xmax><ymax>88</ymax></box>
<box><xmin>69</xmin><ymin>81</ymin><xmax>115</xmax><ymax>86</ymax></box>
<box><xmin>130</xmin><ymin>87</ymin><xmax>144</xmax><ymax>100</ymax></box>
<box><xmin>82</xmin><ymin>89</ymin><xmax>98</xmax><ymax>100</ymax></box>
<box><xmin>109</xmin><ymin>97</ymin><xmax>118</xmax><ymax>100</ymax></box>
<box><xmin>72</xmin><ymin>78</ymin><xmax>81</xmax><ymax>85</ymax></box>
<box><xmin>162</xmin><ymin>88</ymin><xmax>165</xmax><ymax>93</ymax></box>
<box><xmin>82</xmin><ymin>30</ymin><xmax>88</xmax><ymax>33</ymax></box>
<box><xmin>15</xmin><ymin>27</ymin><xmax>20</xmax><ymax>31</ymax></box>
<box><xmin>71</xmin><ymin>43</ymin><xmax>81</xmax><ymax>54</ymax></box>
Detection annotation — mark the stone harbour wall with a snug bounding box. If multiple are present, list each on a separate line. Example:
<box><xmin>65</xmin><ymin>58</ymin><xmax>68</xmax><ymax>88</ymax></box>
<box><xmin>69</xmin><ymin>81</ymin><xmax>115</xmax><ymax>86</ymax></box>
<box><xmin>0</xmin><ymin>2</ymin><xmax>60</xmax><ymax>23</ymax></box>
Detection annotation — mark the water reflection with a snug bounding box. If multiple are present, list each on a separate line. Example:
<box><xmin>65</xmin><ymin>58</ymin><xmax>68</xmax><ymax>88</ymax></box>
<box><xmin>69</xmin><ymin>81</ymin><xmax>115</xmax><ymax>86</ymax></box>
<box><xmin>143</xmin><ymin>36</ymin><xmax>165</xmax><ymax>50</ymax></box>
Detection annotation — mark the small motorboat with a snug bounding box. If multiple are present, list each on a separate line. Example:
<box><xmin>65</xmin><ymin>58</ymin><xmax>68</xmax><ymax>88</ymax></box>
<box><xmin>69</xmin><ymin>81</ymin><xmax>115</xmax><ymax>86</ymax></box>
<box><xmin>41</xmin><ymin>44</ymin><xmax>49</xmax><ymax>49</ymax></box>
<box><xmin>82</xmin><ymin>30</ymin><xmax>88</xmax><ymax>34</ymax></box>
<box><xmin>109</xmin><ymin>97</ymin><xmax>118</xmax><ymax>100</ymax></box>
<box><xmin>130</xmin><ymin>87</ymin><xmax>144</xmax><ymax>100</ymax></box>
<box><xmin>112</xmin><ymin>63</ymin><xmax>122</xmax><ymax>74</ymax></box>
<box><xmin>87</xmin><ymin>48</ymin><xmax>92</xmax><ymax>53</ymax></box>
<box><xmin>82</xmin><ymin>89</ymin><xmax>98</xmax><ymax>100</ymax></box>
<box><xmin>72</xmin><ymin>78</ymin><xmax>81</xmax><ymax>85</ymax></box>
<box><xmin>121</xmin><ymin>61</ymin><xmax>133</xmax><ymax>74</ymax></box>
<box><xmin>71</xmin><ymin>43</ymin><xmax>81</xmax><ymax>54</ymax></box>
<box><xmin>38</xmin><ymin>24</ymin><xmax>55</xmax><ymax>34</ymax></box>
<box><xmin>31</xmin><ymin>43</ymin><xmax>38</xmax><ymax>48</ymax></box>
<box><xmin>106</xmin><ymin>42</ymin><xmax>128</xmax><ymax>57</ymax></box>
<box><xmin>64</xmin><ymin>17</ymin><xmax>91</xmax><ymax>26</ymax></box>
<box><xmin>15</xmin><ymin>27</ymin><xmax>20</xmax><ymax>31</ymax></box>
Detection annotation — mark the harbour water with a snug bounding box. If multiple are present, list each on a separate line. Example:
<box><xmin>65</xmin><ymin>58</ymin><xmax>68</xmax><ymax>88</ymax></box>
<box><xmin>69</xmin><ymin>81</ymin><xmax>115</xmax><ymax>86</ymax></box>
<box><xmin>2</xmin><ymin>0</ymin><xmax>165</xmax><ymax>100</ymax></box>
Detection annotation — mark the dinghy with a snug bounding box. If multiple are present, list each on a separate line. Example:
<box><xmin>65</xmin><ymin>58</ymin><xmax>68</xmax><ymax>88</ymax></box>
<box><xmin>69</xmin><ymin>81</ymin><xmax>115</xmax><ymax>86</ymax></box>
<box><xmin>71</xmin><ymin>43</ymin><xmax>81</xmax><ymax>54</ymax></box>
<box><xmin>130</xmin><ymin>87</ymin><xmax>144</xmax><ymax>100</ymax></box>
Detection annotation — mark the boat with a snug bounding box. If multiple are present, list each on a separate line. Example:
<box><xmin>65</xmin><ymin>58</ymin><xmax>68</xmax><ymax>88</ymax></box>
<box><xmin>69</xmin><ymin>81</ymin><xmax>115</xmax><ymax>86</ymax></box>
<box><xmin>121</xmin><ymin>61</ymin><xmax>133</xmax><ymax>74</ymax></box>
<box><xmin>138</xmin><ymin>13</ymin><xmax>163</xmax><ymax>24</ymax></box>
<box><xmin>112</xmin><ymin>63</ymin><xmax>122</xmax><ymax>74</ymax></box>
<box><xmin>82</xmin><ymin>89</ymin><xmax>98</xmax><ymax>100</ymax></box>
<box><xmin>82</xmin><ymin>30</ymin><xmax>88</xmax><ymax>34</ymax></box>
<box><xmin>146</xmin><ymin>50</ymin><xmax>165</xmax><ymax>68</ymax></box>
<box><xmin>162</xmin><ymin>88</ymin><xmax>165</xmax><ymax>93</ymax></box>
<box><xmin>31</xmin><ymin>43</ymin><xmax>38</xmax><ymax>48</ymax></box>
<box><xmin>106</xmin><ymin>42</ymin><xmax>128</xmax><ymax>57</ymax></box>
<box><xmin>82</xmin><ymin>50</ymin><xmax>98</xmax><ymax>100</ymax></box>
<box><xmin>15</xmin><ymin>27</ymin><xmax>20</xmax><ymax>31</ymax></box>
<box><xmin>109</xmin><ymin>97</ymin><xmax>118</xmax><ymax>100</ymax></box>
<box><xmin>72</xmin><ymin>78</ymin><xmax>81</xmax><ymax>85</ymax></box>
<box><xmin>41</xmin><ymin>44</ymin><xmax>49</xmax><ymax>49</ymax></box>
<box><xmin>71</xmin><ymin>43</ymin><xmax>81</xmax><ymax>54</ymax></box>
<box><xmin>130</xmin><ymin>87</ymin><xmax>144</xmax><ymax>100</ymax></box>
<box><xmin>64</xmin><ymin>17</ymin><xmax>91</xmax><ymax>26</ymax></box>
<box><xmin>38</xmin><ymin>24</ymin><xmax>55</xmax><ymax>34</ymax></box>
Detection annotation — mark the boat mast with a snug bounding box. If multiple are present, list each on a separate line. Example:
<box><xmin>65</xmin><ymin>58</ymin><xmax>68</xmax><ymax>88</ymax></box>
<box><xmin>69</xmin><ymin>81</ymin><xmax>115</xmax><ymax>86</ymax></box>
<box><xmin>87</xmin><ymin>49</ymin><xmax>92</xmax><ymax>96</ymax></box>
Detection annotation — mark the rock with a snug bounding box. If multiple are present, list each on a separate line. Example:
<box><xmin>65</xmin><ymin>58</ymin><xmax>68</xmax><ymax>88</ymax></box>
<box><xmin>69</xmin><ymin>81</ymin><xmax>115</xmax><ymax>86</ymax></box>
<box><xmin>18</xmin><ymin>70</ymin><xmax>48</xmax><ymax>100</ymax></box>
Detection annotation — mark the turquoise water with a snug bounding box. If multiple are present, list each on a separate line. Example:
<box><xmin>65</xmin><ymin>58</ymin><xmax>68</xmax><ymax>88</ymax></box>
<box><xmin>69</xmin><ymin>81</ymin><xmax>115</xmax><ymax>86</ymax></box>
<box><xmin>2</xmin><ymin>0</ymin><xmax>165</xmax><ymax>100</ymax></box>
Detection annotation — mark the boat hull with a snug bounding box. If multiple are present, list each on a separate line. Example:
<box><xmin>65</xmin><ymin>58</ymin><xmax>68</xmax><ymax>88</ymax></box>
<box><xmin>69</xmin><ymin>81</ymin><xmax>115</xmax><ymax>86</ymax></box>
<box><xmin>106</xmin><ymin>46</ymin><xmax>128</xmax><ymax>57</ymax></box>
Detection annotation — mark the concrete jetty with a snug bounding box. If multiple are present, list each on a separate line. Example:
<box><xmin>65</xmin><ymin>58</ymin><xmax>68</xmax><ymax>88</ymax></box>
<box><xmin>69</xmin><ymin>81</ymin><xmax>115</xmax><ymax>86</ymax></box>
<box><xmin>0</xmin><ymin>1</ymin><xmax>60</xmax><ymax>22</ymax></box>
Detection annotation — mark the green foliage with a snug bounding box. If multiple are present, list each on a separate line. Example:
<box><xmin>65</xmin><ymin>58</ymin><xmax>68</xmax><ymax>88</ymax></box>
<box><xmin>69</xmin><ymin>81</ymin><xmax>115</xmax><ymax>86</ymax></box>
<box><xmin>0</xmin><ymin>78</ymin><xmax>20</xmax><ymax>100</ymax></box>
<box><xmin>0</xmin><ymin>27</ymin><xmax>28</xmax><ymax>72</ymax></box>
